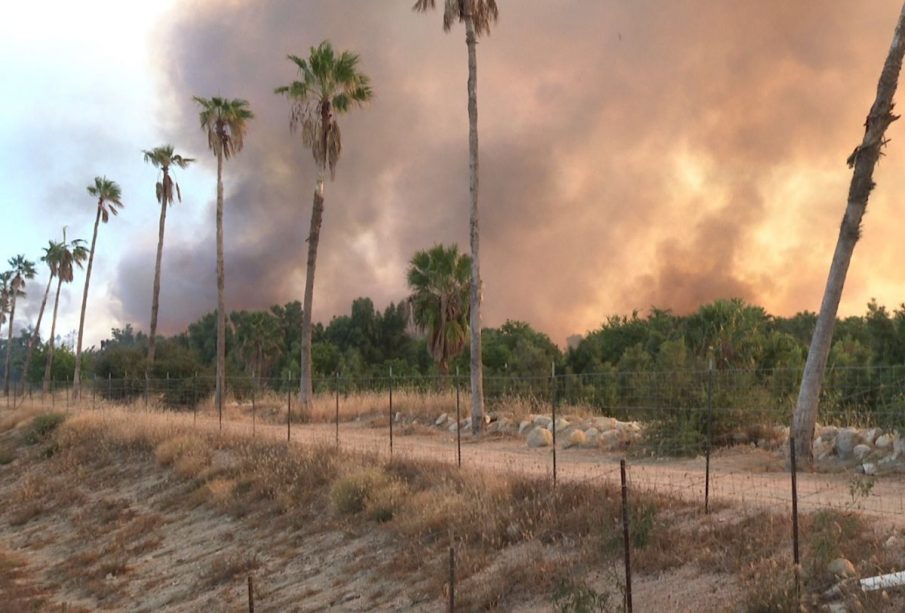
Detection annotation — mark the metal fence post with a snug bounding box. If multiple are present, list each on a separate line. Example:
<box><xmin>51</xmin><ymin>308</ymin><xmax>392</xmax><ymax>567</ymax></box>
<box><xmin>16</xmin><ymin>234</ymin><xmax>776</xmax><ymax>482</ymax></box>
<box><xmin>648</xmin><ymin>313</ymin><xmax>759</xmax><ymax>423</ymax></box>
<box><xmin>247</xmin><ymin>575</ymin><xmax>254</xmax><ymax>613</ymax></box>
<box><xmin>456</xmin><ymin>366</ymin><xmax>462</xmax><ymax>468</ymax></box>
<box><xmin>705</xmin><ymin>356</ymin><xmax>714</xmax><ymax>513</ymax></box>
<box><xmin>287</xmin><ymin>375</ymin><xmax>292</xmax><ymax>443</ymax></box>
<box><xmin>193</xmin><ymin>373</ymin><xmax>197</xmax><ymax>426</ymax></box>
<box><xmin>551</xmin><ymin>362</ymin><xmax>557</xmax><ymax>488</ymax></box>
<box><xmin>252</xmin><ymin>374</ymin><xmax>256</xmax><ymax>437</ymax></box>
<box><xmin>790</xmin><ymin>435</ymin><xmax>801</xmax><ymax>605</ymax></box>
<box><xmin>620</xmin><ymin>459</ymin><xmax>633</xmax><ymax>613</ymax></box>
<box><xmin>448</xmin><ymin>545</ymin><xmax>456</xmax><ymax>612</ymax></box>
<box><xmin>389</xmin><ymin>367</ymin><xmax>394</xmax><ymax>456</ymax></box>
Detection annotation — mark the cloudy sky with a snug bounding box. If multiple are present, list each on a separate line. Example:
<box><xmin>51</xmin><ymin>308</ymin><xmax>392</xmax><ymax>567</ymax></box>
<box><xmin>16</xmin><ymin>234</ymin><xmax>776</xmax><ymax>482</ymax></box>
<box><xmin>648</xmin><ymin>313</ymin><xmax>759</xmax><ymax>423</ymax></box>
<box><xmin>2</xmin><ymin>0</ymin><xmax>905</xmax><ymax>349</ymax></box>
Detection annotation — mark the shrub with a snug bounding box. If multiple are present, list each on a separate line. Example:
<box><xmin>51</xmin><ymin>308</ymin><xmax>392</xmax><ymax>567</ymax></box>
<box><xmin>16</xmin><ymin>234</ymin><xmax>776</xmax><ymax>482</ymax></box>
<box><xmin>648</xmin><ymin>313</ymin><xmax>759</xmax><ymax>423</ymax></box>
<box><xmin>22</xmin><ymin>413</ymin><xmax>66</xmax><ymax>446</ymax></box>
<box><xmin>330</xmin><ymin>469</ymin><xmax>387</xmax><ymax>515</ymax></box>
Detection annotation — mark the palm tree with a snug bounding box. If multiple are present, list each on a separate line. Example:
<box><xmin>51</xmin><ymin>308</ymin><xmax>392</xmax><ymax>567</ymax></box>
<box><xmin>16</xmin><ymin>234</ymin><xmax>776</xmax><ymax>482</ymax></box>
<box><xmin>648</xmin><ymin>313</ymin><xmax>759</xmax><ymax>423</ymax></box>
<box><xmin>43</xmin><ymin>231</ymin><xmax>89</xmax><ymax>394</ymax></box>
<box><xmin>17</xmin><ymin>240</ymin><xmax>63</xmax><ymax>400</ymax></box>
<box><xmin>413</xmin><ymin>0</ymin><xmax>499</xmax><ymax>435</ymax></box>
<box><xmin>791</xmin><ymin>2</ymin><xmax>905</xmax><ymax>467</ymax></box>
<box><xmin>407</xmin><ymin>244</ymin><xmax>471</xmax><ymax>375</ymax></box>
<box><xmin>275</xmin><ymin>41</ymin><xmax>372</xmax><ymax>414</ymax></box>
<box><xmin>143</xmin><ymin>145</ymin><xmax>195</xmax><ymax>374</ymax></box>
<box><xmin>192</xmin><ymin>96</ymin><xmax>253</xmax><ymax>426</ymax></box>
<box><xmin>3</xmin><ymin>255</ymin><xmax>37</xmax><ymax>397</ymax></box>
<box><xmin>73</xmin><ymin>177</ymin><xmax>124</xmax><ymax>398</ymax></box>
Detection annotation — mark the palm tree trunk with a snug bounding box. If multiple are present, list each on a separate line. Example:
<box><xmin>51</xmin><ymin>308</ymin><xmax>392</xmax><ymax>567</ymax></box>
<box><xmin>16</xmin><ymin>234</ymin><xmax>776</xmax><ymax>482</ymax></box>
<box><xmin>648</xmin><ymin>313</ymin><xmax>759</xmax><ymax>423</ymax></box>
<box><xmin>465</xmin><ymin>11</ymin><xmax>485</xmax><ymax>435</ymax></box>
<box><xmin>43</xmin><ymin>277</ymin><xmax>63</xmax><ymax>394</ymax></box>
<box><xmin>216</xmin><ymin>150</ymin><xmax>226</xmax><ymax>425</ymax></box>
<box><xmin>791</xmin><ymin>1</ymin><xmax>905</xmax><ymax>467</ymax></box>
<box><xmin>300</xmin><ymin>176</ymin><xmax>325</xmax><ymax>413</ymax></box>
<box><xmin>3</xmin><ymin>290</ymin><xmax>19</xmax><ymax>396</ymax></box>
<box><xmin>147</xmin><ymin>178</ymin><xmax>170</xmax><ymax>374</ymax></box>
<box><xmin>18</xmin><ymin>273</ymin><xmax>54</xmax><ymax>400</ymax></box>
<box><xmin>73</xmin><ymin>205</ymin><xmax>102</xmax><ymax>399</ymax></box>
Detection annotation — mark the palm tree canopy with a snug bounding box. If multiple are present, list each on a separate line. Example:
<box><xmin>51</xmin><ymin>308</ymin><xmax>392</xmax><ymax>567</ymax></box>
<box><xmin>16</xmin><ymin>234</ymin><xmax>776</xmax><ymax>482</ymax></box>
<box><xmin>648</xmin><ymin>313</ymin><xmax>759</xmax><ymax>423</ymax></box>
<box><xmin>42</xmin><ymin>240</ymin><xmax>63</xmax><ymax>277</ymax></box>
<box><xmin>56</xmin><ymin>237</ymin><xmax>89</xmax><ymax>284</ymax></box>
<box><xmin>192</xmin><ymin>96</ymin><xmax>253</xmax><ymax>160</ymax></box>
<box><xmin>7</xmin><ymin>255</ymin><xmax>37</xmax><ymax>293</ymax></box>
<box><xmin>87</xmin><ymin>176</ymin><xmax>124</xmax><ymax>223</ymax></box>
<box><xmin>407</xmin><ymin>244</ymin><xmax>471</xmax><ymax>370</ymax></box>
<box><xmin>274</xmin><ymin>40</ymin><xmax>373</xmax><ymax>179</ymax></box>
<box><xmin>0</xmin><ymin>271</ymin><xmax>13</xmax><ymax>325</ymax></box>
<box><xmin>142</xmin><ymin>145</ymin><xmax>195</xmax><ymax>206</ymax></box>
<box><xmin>413</xmin><ymin>0</ymin><xmax>499</xmax><ymax>35</ymax></box>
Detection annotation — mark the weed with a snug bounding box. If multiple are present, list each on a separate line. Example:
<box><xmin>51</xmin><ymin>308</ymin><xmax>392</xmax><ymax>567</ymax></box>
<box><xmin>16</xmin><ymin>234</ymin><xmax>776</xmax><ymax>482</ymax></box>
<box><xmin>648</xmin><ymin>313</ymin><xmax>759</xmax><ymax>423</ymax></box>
<box><xmin>22</xmin><ymin>413</ymin><xmax>66</xmax><ymax>445</ymax></box>
<box><xmin>330</xmin><ymin>469</ymin><xmax>388</xmax><ymax>515</ymax></box>
<box><xmin>552</xmin><ymin>579</ymin><xmax>613</xmax><ymax>612</ymax></box>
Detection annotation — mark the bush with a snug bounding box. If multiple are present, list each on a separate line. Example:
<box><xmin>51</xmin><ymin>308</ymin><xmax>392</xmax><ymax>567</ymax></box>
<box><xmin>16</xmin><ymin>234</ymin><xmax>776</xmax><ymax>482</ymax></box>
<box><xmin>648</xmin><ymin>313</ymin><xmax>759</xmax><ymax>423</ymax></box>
<box><xmin>330</xmin><ymin>469</ymin><xmax>387</xmax><ymax>515</ymax></box>
<box><xmin>22</xmin><ymin>413</ymin><xmax>66</xmax><ymax>446</ymax></box>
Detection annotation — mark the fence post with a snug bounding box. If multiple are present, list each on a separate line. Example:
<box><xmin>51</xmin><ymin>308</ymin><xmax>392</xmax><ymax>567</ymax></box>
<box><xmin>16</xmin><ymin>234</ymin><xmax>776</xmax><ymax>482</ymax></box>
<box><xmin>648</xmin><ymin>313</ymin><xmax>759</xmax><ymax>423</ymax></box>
<box><xmin>456</xmin><ymin>366</ymin><xmax>462</xmax><ymax>468</ymax></box>
<box><xmin>144</xmin><ymin>373</ymin><xmax>149</xmax><ymax>408</ymax></box>
<box><xmin>247</xmin><ymin>575</ymin><xmax>254</xmax><ymax>613</ymax></box>
<box><xmin>389</xmin><ymin>367</ymin><xmax>394</xmax><ymax>456</ymax></box>
<box><xmin>790</xmin><ymin>435</ymin><xmax>801</xmax><ymax>605</ymax></box>
<box><xmin>448</xmin><ymin>545</ymin><xmax>456</xmax><ymax>613</ymax></box>
<box><xmin>620</xmin><ymin>459</ymin><xmax>633</xmax><ymax>613</ymax></box>
<box><xmin>335</xmin><ymin>371</ymin><xmax>340</xmax><ymax>447</ymax></box>
<box><xmin>252</xmin><ymin>373</ymin><xmax>257</xmax><ymax>437</ymax></box>
<box><xmin>287</xmin><ymin>375</ymin><xmax>292</xmax><ymax>443</ymax></box>
<box><xmin>551</xmin><ymin>362</ymin><xmax>557</xmax><ymax>488</ymax></box>
<box><xmin>705</xmin><ymin>356</ymin><xmax>714</xmax><ymax>513</ymax></box>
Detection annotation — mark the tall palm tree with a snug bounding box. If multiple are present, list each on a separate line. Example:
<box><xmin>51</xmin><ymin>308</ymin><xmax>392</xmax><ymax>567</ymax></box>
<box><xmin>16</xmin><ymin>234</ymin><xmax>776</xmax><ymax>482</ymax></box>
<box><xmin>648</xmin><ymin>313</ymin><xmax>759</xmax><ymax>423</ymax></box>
<box><xmin>414</xmin><ymin>0</ymin><xmax>499</xmax><ymax>435</ymax></box>
<box><xmin>143</xmin><ymin>145</ymin><xmax>195</xmax><ymax>374</ymax></box>
<box><xmin>407</xmin><ymin>244</ymin><xmax>471</xmax><ymax>375</ymax></box>
<box><xmin>192</xmin><ymin>96</ymin><xmax>253</xmax><ymax>425</ymax></box>
<box><xmin>3</xmin><ymin>255</ymin><xmax>37</xmax><ymax>396</ymax></box>
<box><xmin>17</xmin><ymin>240</ymin><xmax>63</xmax><ymax>400</ymax></box>
<box><xmin>791</xmin><ymin>2</ymin><xmax>905</xmax><ymax>467</ymax></box>
<box><xmin>275</xmin><ymin>41</ymin><xmax>372</xmax><ymax>413</ymax></box>
<box><xmin>73</xmin><ymin>177</ymin><xmax>124</xmax><ymax>398</ymax></box>
<box><xmin>43</xmin><ymin>231</ymin><xmax>89</xmax><ymax>393</ymax></box>
<box><xmin>0</xmin><ymin>273</ymin><xmax>13</xmax><ymax>384</ymax></box>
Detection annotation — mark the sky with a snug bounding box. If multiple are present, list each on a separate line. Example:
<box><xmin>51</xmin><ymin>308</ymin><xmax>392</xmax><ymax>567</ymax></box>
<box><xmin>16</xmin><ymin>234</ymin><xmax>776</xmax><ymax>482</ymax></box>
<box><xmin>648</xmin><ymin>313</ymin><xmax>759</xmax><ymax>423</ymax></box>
<box><xmin>2</xmin><ymin>0</ymin><xmax>905</xmax><ymax>350</ymax></box>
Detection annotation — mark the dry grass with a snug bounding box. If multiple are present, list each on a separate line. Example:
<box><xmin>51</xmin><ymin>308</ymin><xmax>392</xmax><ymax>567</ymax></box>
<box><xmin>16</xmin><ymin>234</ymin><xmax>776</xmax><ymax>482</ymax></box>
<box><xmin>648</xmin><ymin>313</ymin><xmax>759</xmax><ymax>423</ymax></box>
<box><xmin>4</xmin><ymin>405</ymin><xmax>902</xmax><ymax>610</ymax></box>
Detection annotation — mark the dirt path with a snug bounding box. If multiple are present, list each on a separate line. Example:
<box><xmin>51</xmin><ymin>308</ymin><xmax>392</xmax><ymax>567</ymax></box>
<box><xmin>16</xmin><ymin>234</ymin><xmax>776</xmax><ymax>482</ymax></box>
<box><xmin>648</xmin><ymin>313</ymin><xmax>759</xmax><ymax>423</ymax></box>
<box><xmin>175</xmin><ymin>411</ymin><xmax>905</xmax><ymax>525</ymax></box>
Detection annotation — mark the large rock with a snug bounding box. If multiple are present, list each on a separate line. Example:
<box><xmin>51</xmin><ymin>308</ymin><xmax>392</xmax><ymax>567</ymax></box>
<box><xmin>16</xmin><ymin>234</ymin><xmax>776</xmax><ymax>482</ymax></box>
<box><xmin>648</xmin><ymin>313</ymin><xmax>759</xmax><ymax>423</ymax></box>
<box><xmin>592</xmin><ymin>416</ymin><xmax>617</xmax><ymax>432</ymax></box>
<box><xmin>862</xmin><ymin>462</ymin><xmax>878</xmax><ymax>476</ymax></box>
<box><xmin>615</xmin><ymin>420</ymin><xmax>640</xmax><ymax>433</ymax></box>
<box><xmin>827</xmin><ymin>558</ymin><xmax>857</xmax><ymax>579</ymax></box>
<box><xmin>813</xmin><ymin>439</ymin><xmax>834</xmax><ymax>461</ymax></box>
<box><xmin>527</xmin><ymin>427</ymin><xmax>553</xmax><ymax>448</ymax></box>
<box><xmin>518</xmin><ymin>420</ymin><xmax>533</xmax><ymax>435</ymax></box>
<box><xmin>876</xmin><ymin>433</ymin><xmax>894</xmax><ymax>449</ymax></box>
<box><xmin>583</xmin><ymin>428</ymin><xmax>600</xmax><ymax>448</ymax></box>
<box><xmin>434</xmin><ymin>413</ymin><xmax>448</xmax><ymax>427</ymax></box>
<box><xmin>533</xmin><ymin>415</ymin><xmax>553</xmax><ymax>430</ymax></box>
<box><xmin>864</xmin><ymin>428</ymin><xmax>881</xmax><ymax>446</ymax></box>
<box><xmin>818</xmin><ymin>426</ymin><xmax>839</xmax><ymax>442</ymax></box>
<box><xmin>554</xmin><ymin>418</ymin><xmax>571</xmax><ymax>433</ymax></box>
<box><xmin>835</xmin><ymin>428</ymin><xmax>862</xmax><ymax>460</ymax></box>
<box><xmin>565</xmin><ymin>430</ymin><xmax>587</xmax><ymax>449</ymax></box>
<box><xmin>853</xmin><ymin>444</ymin><xmax>872</xmax><ymax>461</ymax></box>
<box><xmin>599</xmin><ymin>429</ymin><xmax>623</xmax><ymax>451</ymax></box>
<box><xmin>894</xmin><ymin>436</ymin><xmax>905</xmax><ymax>460</ymax></box>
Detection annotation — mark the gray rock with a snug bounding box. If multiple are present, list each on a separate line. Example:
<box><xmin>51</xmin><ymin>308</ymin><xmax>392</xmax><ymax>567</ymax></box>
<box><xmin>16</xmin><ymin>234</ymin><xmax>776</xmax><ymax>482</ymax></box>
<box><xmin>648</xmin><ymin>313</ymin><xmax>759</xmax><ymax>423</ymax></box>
<box><xmin>813</xmin><ymin>439</ymin><xmax>834</xmax><ymax>461</ymax></box>
<box><xmin>835</xmin><ymin>428</ymin><xmax>862</xmax><ymax>460</ymax></box>
<box><xmin>518</xmin><ymin>420</ymin><xmax>533</xmax><ymax>435</ymax></box>
<box><xmin>599</xmin><ymin>429</ymin><xmax>622</xmax><ymax>451</ymax></box>
<box><xmin>434</xmin><ymin>413</ymin><xmax>448</xmax><ymax>427</ymax></box>
<box><xmin>862</xmin><ymin>462</ymin><xmax>878</xmax><ymax>476</ymax></box>
<box><xmin>876</xmin><ymin>433</ymin><xmax>894</xmax><ymax>449</ymax></box>
<box><xmin>827</xmin><ymin>558</ymin><xmax>857</xmax><ymax>579</ymax></box>
<box><xmin>583</xmin><ymin>428</ymin><xmax>600</xmax><ymax>448</ymax></box>
<box><xmin>894</xmin><ymin>436</ymin><xmax>905</xmax><ymax>460</ymax></box>
<box><xmin>533</xmin><ymin>415</ymin><xmax>553</xmax><ymax>430</ymax></box>
<box><xmin>527</xmin><ymin>427</ymin><xmax>553</xmax><ymax>448</ymax></box>
<box><xmin>819</xmin><ymin>425</ymin><xmax>839</xmax><ymax>442</ymax></box>
<box><xmin>593</xmin><ymin>416</ymin><xmax>617</xmax><ymax>432</ymax></box>
<box><xmin>853</xmin><ymin>444</ymin><xmax>872</xmax><ymax>461</ymax></box>
<box><xmin>864</xmin><ymin>428</ymin><xmax>881</xmax><ymax>446</ymax></box>
<box><xmin>554</xmin><ymin>418</ymin><xmax>571</xmax><ymax>433</ymax></box>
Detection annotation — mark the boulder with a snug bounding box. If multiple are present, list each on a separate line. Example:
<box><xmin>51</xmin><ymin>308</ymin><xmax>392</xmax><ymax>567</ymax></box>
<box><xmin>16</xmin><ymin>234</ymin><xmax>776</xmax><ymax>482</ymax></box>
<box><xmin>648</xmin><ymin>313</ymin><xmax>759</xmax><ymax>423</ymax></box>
<box><xmin>496</xmin><ymin>417</ymin><xmax>515</xmax><ymax>434</ymax></box>
<box><xmin>853</xmin><ymin>444</ymin><xmax>872</xmax><ymax>461</ymax></box>
<box><xmin>448</xmin><ymin>421</ymin><xmax>459</xmax><ymax>433</ymax></box>
<box><xmin>554</xmin><ymin>418</ymin><xmax>571</xmax><ymax>433</ymax></box>
<box><xmin>894</xmin><ymin>436</ymin><xmax>905</xmax><ymax>460</ymax></box>
<box><xmin>583</xmin><ymin>428</ymin><xmax>600</xmax><ymax>448</ymax></box>
<box><xmin>876</xmin><ymin>433</ymin><xmax>894</xmax><ymax>449</ymax></box>
<box><xmin>864</xmin><ymin>428</ymin><xmax>881</xmax><ymax>446</ymax></box>
<box><xmin>818</xmin><ymin>426</ymin><xmax>839</xmax><ymax>442</ymax></box>
<box><xmin>565</xmin><ymin>430</ymin><xmax>587</xmax><ymax>449</ymax></box>
<box><xmin>527</xmin><ymin>427</ymin><xmax>553</xmax><ymax>448</ymax></box>
<box><xmin>862</xmin><ymin>462</ymin><xmax>878</xmax><ymax>476</ymax></box>
<box><xmin>813</xmin><ymin>439</ymin><xmax>834</xmax><ymax>461</ymax></box>
<box><xmin>435</xmin><ymin>413</ymin><xmax>448</xmax><ymax>427</ymax></box>
<box><xmin>593</xmin><ymin>416</ymin><xmax>618</xmax><ymax>432</ymax></box>
<box><xmin>599</xmin><ymin>429</ymin><xmax>623</xmax><ymax>451</ymax></box>
<box><xmin>518</xmin><ymin>420</ymin><xmax>533</xmax><ymax>435</ymax></box>
<box><xmin>533</xmin><ymin>415</ymin><xmax>553</xmax><ymax>430</ymax></box>
<box><xmin>834</xmin><ymin>428</ymin><xmax>862</xmax><ymax>460</ymax></box>
<box><xmin>827</xmin><ymin>558</ymin><xmax>857</xmax><ymax>579</ymax></box>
